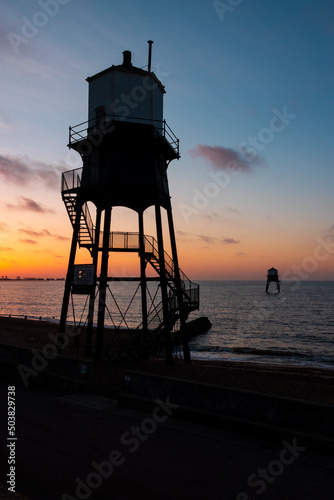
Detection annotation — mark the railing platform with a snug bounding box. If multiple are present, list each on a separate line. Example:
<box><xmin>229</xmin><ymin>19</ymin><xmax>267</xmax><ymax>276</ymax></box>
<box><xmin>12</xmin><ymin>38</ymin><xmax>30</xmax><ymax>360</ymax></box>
<box><xmin>68</xmin><ymin>114</ymin><xmax>180</xmax><ymax>158</ymax></box>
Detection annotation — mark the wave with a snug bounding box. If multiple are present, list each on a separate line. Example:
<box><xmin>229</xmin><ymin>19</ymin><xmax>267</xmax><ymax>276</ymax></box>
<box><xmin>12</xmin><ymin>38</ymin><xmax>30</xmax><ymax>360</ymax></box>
<box><xmin>190</xmin><ymin>344</ymin><xmax>334</xmax><ymax>364</ymax></box>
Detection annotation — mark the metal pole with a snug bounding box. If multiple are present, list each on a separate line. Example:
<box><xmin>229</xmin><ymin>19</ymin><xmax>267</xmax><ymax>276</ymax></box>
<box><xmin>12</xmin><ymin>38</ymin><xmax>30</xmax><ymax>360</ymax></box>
<box><xmin>155</xmin><ymin>203</ymin><xmax>173</xmax><ymax>365</ymax></box>
<box><xmin>58</xmin><ymin>197</ymin><xmax>82</xmax><ymax>352</ymax></box>
<box><xmin>96</xmin><ymin>205</ymin><xmax>112</xmax><ymax>360</ymax></box>
<box><xmin>166</xmin><ymin>200</ymin><xmax>191</xmax><ymax>364</ymax></box>
<box><xmin>147</xmin><ymin>40</ymin><xmax>153</xmax><ymax>73</ymax></box>
<box><xmin>85</xmin><ymin>207</ymin><xmax>101</xmax><ymax>356</ymax></box>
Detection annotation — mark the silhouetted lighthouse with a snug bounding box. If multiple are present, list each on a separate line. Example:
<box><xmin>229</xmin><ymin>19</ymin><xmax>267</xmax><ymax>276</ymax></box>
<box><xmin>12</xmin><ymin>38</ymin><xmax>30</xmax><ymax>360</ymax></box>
<box><xmin>266</xmin><ymin>267</ymin><xmax>280</xmax><ymax>293</ymax></box>
<box><xmin>58</xmin><ymin>42</ymin><xmax>199</xmax><ymax>363</ymax></box>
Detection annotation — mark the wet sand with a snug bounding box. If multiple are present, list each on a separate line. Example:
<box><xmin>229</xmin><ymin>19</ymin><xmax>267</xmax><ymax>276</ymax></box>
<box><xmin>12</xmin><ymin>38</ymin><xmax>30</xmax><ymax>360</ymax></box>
<box><xmin>1</xmin><ymin>316</ymin><xmax>334</xmax><ymax>405</ymax></box>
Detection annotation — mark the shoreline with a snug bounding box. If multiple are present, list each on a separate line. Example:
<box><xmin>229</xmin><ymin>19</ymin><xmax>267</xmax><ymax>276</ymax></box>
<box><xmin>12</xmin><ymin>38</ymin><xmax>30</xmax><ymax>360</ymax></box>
<box><xmin>1</xmin><ymin>314</ymin><xmax>333</xmax><ymax>372</ymax></box>
<box><xmin>1</xmin><ymin>316</ymin><xmax>334</xmax><ymax>405</ymax></box>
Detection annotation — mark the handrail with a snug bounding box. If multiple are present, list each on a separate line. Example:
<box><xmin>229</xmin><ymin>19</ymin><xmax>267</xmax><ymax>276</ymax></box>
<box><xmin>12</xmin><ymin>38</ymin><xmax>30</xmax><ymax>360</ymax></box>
<box><xmin>81</xmin><ymin>202</ymin><xmax>95</xmax><ymax>244</ymax></box>
<box><xmin>68</xmin><ymin>114</ymin><xmax>180</xmax><ymax>157</ymax></box>
<box><xmin>61</xmin><ymin>167</ymin><xmax>83</xmax><ymax>192</ymax></box>
<box><xmin>105</xmin><ymin>230</ymin><xmax>199</xmax><ymax>307</ymax></box>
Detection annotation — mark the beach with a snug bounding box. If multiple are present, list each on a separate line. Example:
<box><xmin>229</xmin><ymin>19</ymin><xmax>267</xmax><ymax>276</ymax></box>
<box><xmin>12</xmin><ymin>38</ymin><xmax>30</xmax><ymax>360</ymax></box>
<box><xmin>1</xmin><ymin>316</ymin><xmax>333</xmax><ymax>406</ymax></box>
<box><xmin>1</xmin><ymin>316</ymin><xmax>334</xmax><ymax>500</ymax></box>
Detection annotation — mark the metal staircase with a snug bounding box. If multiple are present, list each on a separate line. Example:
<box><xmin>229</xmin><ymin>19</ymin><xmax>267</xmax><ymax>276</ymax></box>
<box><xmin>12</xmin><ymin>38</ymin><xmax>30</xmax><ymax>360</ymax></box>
<box><xmin>144</xmin><ymin>237</ymin><xmax>199</xmax><ymax>321</ymax></box>
<box><xmin>62</xmin><ymin>194</ymin><xmax>95</xmax><ymax>249</ymax></box>
<box><xmin>61</xmin><ymin>168</ymin><xmax>199</xmax><ymax>333</ymax></box>
<box><xmin>62</xmin><ymin>168</ymin><xmax>95</xmax><ymax>250</ymax></box>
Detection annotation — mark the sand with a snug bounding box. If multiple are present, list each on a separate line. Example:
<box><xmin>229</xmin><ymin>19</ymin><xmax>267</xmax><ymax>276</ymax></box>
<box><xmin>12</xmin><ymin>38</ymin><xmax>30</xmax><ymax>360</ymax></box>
<box><xmin>1</xmin><ymin>316</ymin><xmax>334</xmax><ymax>405</ymax></box>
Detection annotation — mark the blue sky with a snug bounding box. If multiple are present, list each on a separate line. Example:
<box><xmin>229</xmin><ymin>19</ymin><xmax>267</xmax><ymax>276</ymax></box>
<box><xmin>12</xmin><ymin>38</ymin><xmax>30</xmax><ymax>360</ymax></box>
<box><xmin>0</xmin><ymin>0</ymin><xmax>333</xmax><ymax>279</ymax></box>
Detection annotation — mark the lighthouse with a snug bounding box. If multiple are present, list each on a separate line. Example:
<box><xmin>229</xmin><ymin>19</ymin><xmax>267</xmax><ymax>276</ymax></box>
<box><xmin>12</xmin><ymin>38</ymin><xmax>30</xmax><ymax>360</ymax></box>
<box><xmin>266</xmin><ymin>267</ymin><xmax>280</xmax><ymax>293</ymax></box>
<box><xmin>58</xmin><ymin>42</ymin><xmax>199</xmax><ymax>363</ymax></box>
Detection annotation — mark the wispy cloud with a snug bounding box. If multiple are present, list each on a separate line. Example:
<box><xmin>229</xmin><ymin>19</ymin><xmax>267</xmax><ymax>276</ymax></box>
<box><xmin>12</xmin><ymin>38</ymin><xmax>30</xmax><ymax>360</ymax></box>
<box><xmin>199</xmin><ymin>234</ymin><xmax>216</xmax><ymax>244</ymax></box>
<box><xmin>0</xmin><ymin>155</ymin><xmax>63</xmax><ymax>188</ymax></box>
<box><xmin>176</xmin><ymin>230</ymin><xmax>240</xmax><ymax>246</ymax></box>
<box><xmin>236</xmin><ymin>251</ymin><xmax>246</xmax><ymax>256</ymax></box>
<box><xmin>203</xmin><ymin>212</ymin><xmax>222</xmax><ymax>222</ymax></box>
<box><xmin>190</xmin><ymin>144</ymin><xmax>264</xmax><ymax>173</ymax></box>
<box><xmin>19</xmin><ymin>239</ymin><xmax>37</xmax><ymax>245</ymax></box>
<box><xmin>176</xmin><ymin>230</ymin><xmax>195</xmax><ymax>241</ymax></box>
<box><xmin>223</xmin><ymin>237</ymin><xmax>240</xmax><ymax>244</ymax></box>
<box><xmin>18</xmin><ymin>227</ymin><xmax>69</xmax><ymax>241</ymax></box>
<box><xmin>0</xmin><ymin>221</ymin><xmax>9</xmax><ymax>232</ymax></box>
<box><xmin>0</xmin><ymin>246</ymin><xmax>13</xmax><ymax>251</ymax></box>
<box><xmin>225</xmin><ymin>206</ymin><xmax>241</xmax><ymax>215</ymax></box>
<box><xmin>6</xmin><ymin>197</ymin><xmax>55</xmax><ymax>213</ymax></box>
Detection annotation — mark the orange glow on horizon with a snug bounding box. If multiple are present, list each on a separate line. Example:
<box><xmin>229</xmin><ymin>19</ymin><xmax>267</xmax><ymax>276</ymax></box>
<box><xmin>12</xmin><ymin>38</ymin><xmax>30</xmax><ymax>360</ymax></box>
<box><xmin>1</xmin><ymin>216</ymin><xmax>333</xmax><ymax>281</ymax></box>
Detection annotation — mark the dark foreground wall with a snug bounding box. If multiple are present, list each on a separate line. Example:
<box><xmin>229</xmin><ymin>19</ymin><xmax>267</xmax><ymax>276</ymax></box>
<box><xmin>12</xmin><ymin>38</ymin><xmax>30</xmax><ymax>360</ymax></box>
<box><xmin>119</xmin><ymin>370</ymin><xmax>334</xmax><ymax>454</ymax></box>
<box><xmin>0</xmin><ymin>343</ymin><xmax>94</xmax><ymax>391</ymax></box>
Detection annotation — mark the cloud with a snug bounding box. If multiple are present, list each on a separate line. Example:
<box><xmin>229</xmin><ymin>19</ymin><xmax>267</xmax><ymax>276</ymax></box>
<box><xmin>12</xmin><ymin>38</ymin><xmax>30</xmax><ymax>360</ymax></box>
<box><xmin>203</xmin><ymin>212</ymin><xmax>222</xmax><ymax>222</ymax></box>
<box><xmin>236</xmin><ymin>251</ymin><xmax>246</xmax><ymax>256</ymax></box>
<box><xmin>18</xmin><ymin>228</ymin><xmax>69</xmax><ymax>241</ymax></box>
<box><xmin>190</xmin><ymin>144</ymin><xmax>264</xmax><ymax>173</ymax></box>
<box><xmin>6</xmin><ymin>197</ymin><xmax>55</xmax><ymax>213</ymax></box>
<box><xmin>175</xmin><ymin>230</ymin><xmax>196</xmax><ymax>242</ymax></box>
<box><xmin>176</xmin><ymin>231</ymin><xmax>241</xmax><ymax>246</ymax></box>
<box><xmin>225</xmin><ymin>206</ymin><xmax>241</xmax><ymax>215</ymax></box>
<box><xmin>19</xmin><ymin>239</ymin><xmax>37</xmax><ymax>245</ymax></box>
<box><xmin>0</xmin><ymin>221</ymin><xmax>9</xmax><ymax>232</ymax></box>
<box><xmin>0</xmin><ymin>154</ymin><xmax>63</xmax><ymax>188</ymax></box>
<box><xmin>222</xmin><ymin>237</ymin><xmax>240</xmax><ymax>244</ymax></box>
<box><xmin>200</xmin><ymin>234</ymin><xmax>241</xmax><ymax>245</ymax></box>
<box><xmin>0</xmin><ymin>246</ymin><xmax>13</xmax><ymax>251</ymax></box>
<box><xmin>199</xmin><ymin>234</ymin><xmax>216</xmax><ymax>244</ymax></box>
<box><xmin>32</xmin><ymin>248</ymin><xmax>52</xmax><ymax>254</ymax></box>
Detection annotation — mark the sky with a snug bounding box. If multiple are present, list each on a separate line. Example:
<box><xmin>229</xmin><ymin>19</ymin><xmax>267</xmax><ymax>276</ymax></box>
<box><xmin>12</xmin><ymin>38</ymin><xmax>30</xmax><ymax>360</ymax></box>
<box><xmin>0</xmin><ymin>0</ymin><xmax>333</xmax><ymax>281</ymax></box>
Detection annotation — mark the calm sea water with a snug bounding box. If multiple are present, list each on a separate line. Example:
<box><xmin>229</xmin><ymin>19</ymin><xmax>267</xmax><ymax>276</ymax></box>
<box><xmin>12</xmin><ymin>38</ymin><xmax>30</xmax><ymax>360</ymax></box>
<box><xmin>0</xmin><ymin>280</ymin><xmax>333</xmax><ymax>369</ymax></box>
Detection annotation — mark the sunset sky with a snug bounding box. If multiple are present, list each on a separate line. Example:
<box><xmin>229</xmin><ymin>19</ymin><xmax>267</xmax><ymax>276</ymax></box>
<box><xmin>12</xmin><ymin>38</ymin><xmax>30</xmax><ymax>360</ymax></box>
<box><xmin>1</xmin><ymin>0</ymin><xmax>333</xmax><ymax>280</ymax></box>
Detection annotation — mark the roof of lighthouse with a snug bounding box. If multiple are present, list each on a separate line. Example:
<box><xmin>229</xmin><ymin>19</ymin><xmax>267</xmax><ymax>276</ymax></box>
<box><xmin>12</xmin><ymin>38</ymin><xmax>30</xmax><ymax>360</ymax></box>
<box><xmin>86</xmin><ymin>50</ymin><xmax>166</xmax><ymax>94</ymax></box>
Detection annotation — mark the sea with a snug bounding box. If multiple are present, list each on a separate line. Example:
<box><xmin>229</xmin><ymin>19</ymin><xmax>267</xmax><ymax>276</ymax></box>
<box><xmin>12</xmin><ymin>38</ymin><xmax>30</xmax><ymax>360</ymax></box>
<box><xmin>0</xmin><ymin>279</ymin><xmax>333</xmax><ymax>370</ymax></box>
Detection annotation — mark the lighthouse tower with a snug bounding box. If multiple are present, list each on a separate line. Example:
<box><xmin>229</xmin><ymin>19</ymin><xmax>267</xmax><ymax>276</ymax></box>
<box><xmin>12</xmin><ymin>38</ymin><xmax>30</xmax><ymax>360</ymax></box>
<box><xmin>266</xmin><ymin>267</ymin><xmax>280</xmax><ymax>293</ymax></box>
<box><xmin>58</xmin><ymin>42</ymin><xmax>199</xmax><ymax>363</ymax></box>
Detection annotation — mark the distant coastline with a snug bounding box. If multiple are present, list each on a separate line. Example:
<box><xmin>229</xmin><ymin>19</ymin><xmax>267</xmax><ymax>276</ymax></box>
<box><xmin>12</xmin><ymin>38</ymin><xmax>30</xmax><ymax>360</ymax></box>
<box><xmin>0</xmin><ymin>277</ymin><xmax>65</xmax><ymax>281</ymax></box>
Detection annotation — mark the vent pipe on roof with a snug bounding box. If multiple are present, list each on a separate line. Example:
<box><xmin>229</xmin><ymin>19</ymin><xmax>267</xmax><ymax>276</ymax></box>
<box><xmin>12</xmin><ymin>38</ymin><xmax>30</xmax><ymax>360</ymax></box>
<box><xmin>147</xmin><ymin>40</ymin><xmax>153</xmax><ymax>72</ymax></box>
<box><xmin>122</xmin><ymin>50</ymin><xmax>132</xmax><ymax>68</ymax></box>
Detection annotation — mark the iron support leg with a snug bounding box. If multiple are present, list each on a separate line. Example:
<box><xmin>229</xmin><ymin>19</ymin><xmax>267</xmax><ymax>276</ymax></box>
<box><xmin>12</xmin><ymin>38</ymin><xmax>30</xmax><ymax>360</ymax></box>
<box><xmin>85</xmin><ymin>208</ymin><xmax>101</xmax><ymax>356</ymax></box>
<box><xmin>167</xmin><ymin>202</ymin><xmax>191</xmax><ymax>364</ymax></box>
<box><xmin>58</xmin><ymin>198</ymin><xmax>82</xmax><ymax>352</ymax></box>
<box><xmin>139</xmin><ymin>211</ymin><xmax>148</xmax><ymax>355</ymax></box>
<box><xmin>155</xmin><ymin>204</ymin><xmax>173</xmax><ymax>365</ymax></box>
<box><xmin>96</xmin><ymin>205</ymin><xmax>112</xmax><ymax>360</ymax></box>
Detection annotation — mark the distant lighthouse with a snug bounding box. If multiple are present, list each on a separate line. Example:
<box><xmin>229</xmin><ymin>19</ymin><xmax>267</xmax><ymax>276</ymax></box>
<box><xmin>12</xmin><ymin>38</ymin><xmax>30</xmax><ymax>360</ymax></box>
<box><xmin>266</xmin><ymin>267</ymin><xmax>280</xmax><ymax>293</ymax></box>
